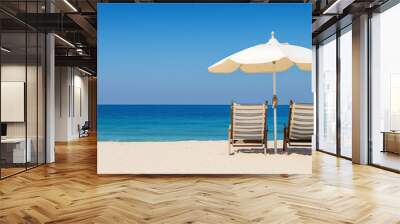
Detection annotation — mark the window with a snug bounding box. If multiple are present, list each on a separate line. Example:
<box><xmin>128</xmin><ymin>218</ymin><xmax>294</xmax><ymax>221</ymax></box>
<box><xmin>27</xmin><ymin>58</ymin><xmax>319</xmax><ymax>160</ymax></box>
<box><xmin>318</xmin><ymin>35</ymin><xmax>337</xmax><ymax>154</ymax></box>
<box><xmin>370</xmin><ymin>3</ymin><xmax>400</xmax><ymax>171</ymax></box>
<box><xmin>339</xmin><ymin>26</ymin><xmax>352</xmax><ymax>158</ymax></box>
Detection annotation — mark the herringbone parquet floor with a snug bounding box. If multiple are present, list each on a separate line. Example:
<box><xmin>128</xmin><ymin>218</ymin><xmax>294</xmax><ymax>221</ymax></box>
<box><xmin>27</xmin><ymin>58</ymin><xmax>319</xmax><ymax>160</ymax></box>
<box><xmin>1</xmin><ymin>135</ymin><xmax>400</xmax><ymax>224</ymax></box>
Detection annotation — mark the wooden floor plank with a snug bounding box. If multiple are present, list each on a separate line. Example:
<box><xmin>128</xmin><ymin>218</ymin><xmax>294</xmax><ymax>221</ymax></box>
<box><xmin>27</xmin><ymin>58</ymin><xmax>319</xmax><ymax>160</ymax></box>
<box><xmin>0</xmin><ymin>135</ymin><xmax>400</xmax><ymax>223</ymax></box>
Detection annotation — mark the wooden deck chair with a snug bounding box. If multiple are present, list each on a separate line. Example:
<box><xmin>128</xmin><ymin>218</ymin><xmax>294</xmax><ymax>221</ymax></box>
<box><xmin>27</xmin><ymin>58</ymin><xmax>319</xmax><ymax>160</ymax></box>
<box><xmin>283</xmin><ymin>100</ymin><xmax>314</xmax><ymax>151</ymax></box>
<box><xmin>228</xmin><ymin>102</ymin><xmax>268</xmax><ymax>155</ymax></box>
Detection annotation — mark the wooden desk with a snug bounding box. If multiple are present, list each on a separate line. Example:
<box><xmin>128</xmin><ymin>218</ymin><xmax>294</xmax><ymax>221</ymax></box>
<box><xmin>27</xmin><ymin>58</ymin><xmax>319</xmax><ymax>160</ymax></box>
<box><xmin>1</xmin><ymin>138</ymin><xmax>32</xmax><ymax>163</ymax></box>
<box><xmin>382</xmin><ymin>131</ymin><xmax>400</xmax><ymax>154</ymax></box>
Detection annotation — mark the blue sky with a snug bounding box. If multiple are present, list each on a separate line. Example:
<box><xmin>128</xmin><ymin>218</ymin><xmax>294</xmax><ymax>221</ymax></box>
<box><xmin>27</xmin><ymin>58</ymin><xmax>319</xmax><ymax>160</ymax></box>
<box><xmin>98</xmin><ymin>4</ymin><xmax>312</xmax><ymax>105</ymax></box>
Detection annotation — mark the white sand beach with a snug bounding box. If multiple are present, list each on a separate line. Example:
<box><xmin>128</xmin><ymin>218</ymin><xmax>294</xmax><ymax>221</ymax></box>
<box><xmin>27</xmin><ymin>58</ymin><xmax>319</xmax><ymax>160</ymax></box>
<box><xmin>98</xmin><ymin>140</ymin><xmax>312</xmax><ymax>174</ymax></box>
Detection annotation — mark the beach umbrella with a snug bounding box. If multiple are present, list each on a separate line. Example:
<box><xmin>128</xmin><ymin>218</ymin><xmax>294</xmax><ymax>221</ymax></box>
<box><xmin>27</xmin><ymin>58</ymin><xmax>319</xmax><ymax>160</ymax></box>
<box><xmin>208</xmin><ymin>31</ymin><xmax>312</xmax><ymax>152</ymax></box>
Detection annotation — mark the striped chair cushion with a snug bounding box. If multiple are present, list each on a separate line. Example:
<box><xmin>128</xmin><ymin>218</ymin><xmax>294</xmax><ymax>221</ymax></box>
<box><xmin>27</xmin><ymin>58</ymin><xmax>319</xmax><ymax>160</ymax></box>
<box><xmin>232</xmin><ymin>103</ymin><xmax>267</xmax><ymax>141</ymax></box>
<box><xmin>288</xmin><ymin>103</ymin><xmax>314</xmax><ymax>141</ymax></box>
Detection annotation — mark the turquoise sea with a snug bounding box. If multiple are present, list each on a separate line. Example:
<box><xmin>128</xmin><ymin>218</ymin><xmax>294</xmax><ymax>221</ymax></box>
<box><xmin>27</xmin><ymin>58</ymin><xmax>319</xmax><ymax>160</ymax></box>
<box><xmin>97</xmin><ymin>105</ymin><xmax>289</xmax><ymax>141</ymax></box>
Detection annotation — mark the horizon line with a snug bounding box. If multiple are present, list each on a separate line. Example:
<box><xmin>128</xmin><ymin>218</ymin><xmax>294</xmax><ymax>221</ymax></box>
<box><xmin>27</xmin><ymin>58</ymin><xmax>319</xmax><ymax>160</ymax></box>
<box><xmin>97</xmin><ymin>103</ymin><xmax>298</xmax><ymax>106</ymax></box>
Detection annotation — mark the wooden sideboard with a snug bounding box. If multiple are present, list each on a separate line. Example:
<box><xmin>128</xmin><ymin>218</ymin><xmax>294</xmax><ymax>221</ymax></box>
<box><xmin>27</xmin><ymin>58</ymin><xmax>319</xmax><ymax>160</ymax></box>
<box><xmin>382</xmin><ymin>131</ymin><xmax>400</xmax><ymax>154</ymax></box>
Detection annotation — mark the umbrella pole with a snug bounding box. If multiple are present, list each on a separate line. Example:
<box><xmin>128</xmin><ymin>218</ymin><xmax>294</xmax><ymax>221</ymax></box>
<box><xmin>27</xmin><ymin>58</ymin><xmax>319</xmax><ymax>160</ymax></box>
<box><xmin>273</xmin><ymin>72</ymin><xmax>277</xmax><ymax>153</ymax></box>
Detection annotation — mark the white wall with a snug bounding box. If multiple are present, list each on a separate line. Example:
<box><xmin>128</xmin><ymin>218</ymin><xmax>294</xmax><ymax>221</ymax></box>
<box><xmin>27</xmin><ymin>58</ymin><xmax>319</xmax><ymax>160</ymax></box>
<box><xmin>1</xmin><ymin>65</ymin><xmax>27</xmax><ymax>140</ymax></box>
<box><xmin>55</xmin><ymin>66</ymin><xmax>69</xmax><ymax>141</ymax></box>
<box><xmin>55</xmin><ymin>67</ymin><xmax>89</xmax><ymax>141</ymax></box>
<box><xmin>1</xmin><ymin>65</ymin><xmax>39</xmax><ymax>138</ymax></box>
<box><xmin>1</xmin><ymin>63</ymin><xmax>46</xmax><ymax>164</ymax></box>
<box><xmin>71</xmin><ymin>73</ymin><xmax>89</xmax><ymax>138</ymax></box>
